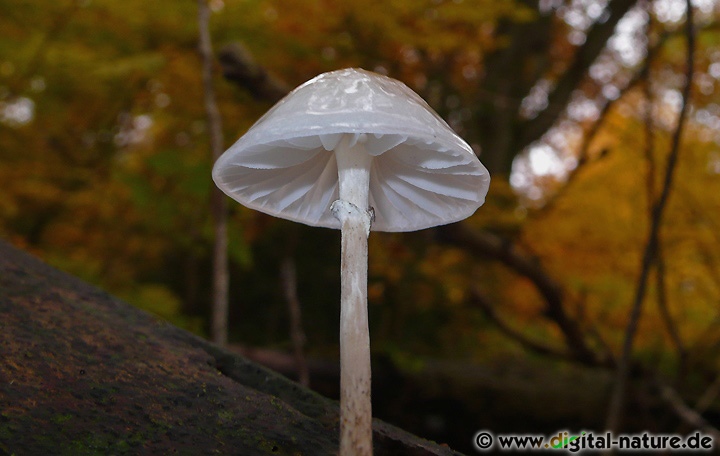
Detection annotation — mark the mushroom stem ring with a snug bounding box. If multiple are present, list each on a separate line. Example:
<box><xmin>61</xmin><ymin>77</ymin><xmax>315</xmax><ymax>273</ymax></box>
<box><xmin>330</xmin><ymin>201</ymin><xmax>373</xmax><ymax>237</ymax></box>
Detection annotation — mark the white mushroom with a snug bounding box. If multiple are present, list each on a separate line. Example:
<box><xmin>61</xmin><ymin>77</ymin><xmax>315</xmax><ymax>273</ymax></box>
<box><xmin>212</xmin><ymin>68</ymin><xmax>490</xmax><ymax>455</ymax></box>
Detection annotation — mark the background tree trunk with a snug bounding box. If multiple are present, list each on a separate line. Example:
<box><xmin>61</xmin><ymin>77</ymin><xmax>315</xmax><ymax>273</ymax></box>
<box><xmin>198</xmin><ymin>0</ymin><xmax>229</xmax><ymax>346</ymax></box>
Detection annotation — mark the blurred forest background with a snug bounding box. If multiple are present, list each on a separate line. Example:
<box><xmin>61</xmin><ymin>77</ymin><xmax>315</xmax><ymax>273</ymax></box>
<box><xmin>2</xmin><ymin>0</ymin><xmax>720</xmax><ymax>452</ymax></box>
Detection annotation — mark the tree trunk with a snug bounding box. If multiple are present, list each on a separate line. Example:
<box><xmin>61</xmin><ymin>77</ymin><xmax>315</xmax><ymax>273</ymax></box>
<box><xmin>197</xmin><ymin>0</ymin><xmax>229</xmax><ymax>346</ymax></box>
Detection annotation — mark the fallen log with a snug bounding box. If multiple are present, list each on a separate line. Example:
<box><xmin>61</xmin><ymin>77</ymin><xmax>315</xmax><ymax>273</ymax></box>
<box><xmin>0</xmin><ymin>240</ymin><xmax>460</xmax><ymax>456</ymax></box>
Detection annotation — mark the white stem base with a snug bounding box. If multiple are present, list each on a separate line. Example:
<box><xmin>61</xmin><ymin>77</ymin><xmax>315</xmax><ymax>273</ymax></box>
<box><xmin>332</xmin><ymin>200</ymin><xmax>372</xmax><ymax>456</ymax></box>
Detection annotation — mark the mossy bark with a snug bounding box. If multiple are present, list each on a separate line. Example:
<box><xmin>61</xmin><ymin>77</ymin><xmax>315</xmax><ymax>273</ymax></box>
<box><xmin>0</xmin><ymin>240</ymin><xmax>461</xmax><ymax>456</ymax></box>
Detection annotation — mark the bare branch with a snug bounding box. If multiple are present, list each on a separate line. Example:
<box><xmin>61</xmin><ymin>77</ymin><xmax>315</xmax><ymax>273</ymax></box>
<box><xmin>655</xmin><ymin>245</ymin><xmax>687</xmax><ymax>370</ymax></box>
<box><xmin>535</xmin><ymin>28</ymin><xmax>672</xmax><ymax>218</ymax></box>
<box><xmin>519</xmin><ymin>0</ymin><xmax>640</xmax><ymax>149</ymax></box>
<box><xmin>655</xmin><ymin>378</ymin><xmax>720</xmax><ymax>442</ymax></box>
<box><xmin>218</xmin><ymin>43</ymin><xmax>291</xmax><ymax>103</ymax></box>
<box><xmin>605</xmin><ymin>0</ymin><xmax>695</xmax><ymax>432</ymax></box>
<box><xmin>694</xmin><ymin>374</ymin><xmax>720</xmax><ymax>416</ymax></box>
<box><xmin>437</xmin><ymin>224</ymin><xmax>602</xmax><ymax>365</ymax></box>
<box><xmin>639</xmin><ymin>22</ymin><xmax>687</xmax><ymax>371</ymax></box>
<box><xmin>469</xmin><ymin>288</ymin><xmax>573</xmax><ymax>360</ymax></box>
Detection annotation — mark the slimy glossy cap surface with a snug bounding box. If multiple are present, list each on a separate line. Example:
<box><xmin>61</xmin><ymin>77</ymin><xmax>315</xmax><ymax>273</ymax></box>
<box><xmin>212</xmin><ymin>68</ymin><xmax>490</xmax><ymax>232</ymax></box>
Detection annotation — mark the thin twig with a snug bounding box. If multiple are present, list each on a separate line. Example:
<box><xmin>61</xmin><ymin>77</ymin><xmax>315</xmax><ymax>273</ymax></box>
<box><xmin>639</xmin><ymin>28</ymin><xmax>687</xmax><ymax>371</ymax></box>
<box><xmin>655</xmin><ymin>245</ymin><xmax>687</xmax><ymax>370</ymax></box>
<box><xmin>280</xmin><ymin>257</ymin><xmax>310</xmax><ymax>387</ymax></box>
<box><xmin>469</xmin><ymin>288</ymin><xmax>572</xmax><ymax>360</ymax></box>
<box><xmin>655</xmin><ymin>378</ymin><xmax>720</xmax><ymax>442</ymax></box>
<box><xmin>438</xmin><ymin>224</ymin><xmax>600</xmax><ymax>365</ymax></box>
<box><xmin>578</xmin><ymin>294</ymin><xmax>617</xmax><ymax>366</ymax></box>
<box><xmin>536</xmin><ymin>30</ymin><xmax>672</xmax><ymax>218</ymax></box>
<box><xmin>605</xmin><ymin>0</ymin><xmax>695</xmax><ymax>432</ymax></box>
<box><xmin>519</xmin><ymin>0</ymin><xmax>640</xmax><ymax>149</ymax></box>
<box><xmin>694</xmin><ymin>374</ymin><xmax>720</xmax><ymax>416</ymax></box>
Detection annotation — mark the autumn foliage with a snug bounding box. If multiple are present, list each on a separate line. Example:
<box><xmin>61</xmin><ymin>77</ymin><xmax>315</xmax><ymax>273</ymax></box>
<box><xmin>2</xmin><ymin>0</ymin><xmax>720</xmax><ymax>444</ymax></box>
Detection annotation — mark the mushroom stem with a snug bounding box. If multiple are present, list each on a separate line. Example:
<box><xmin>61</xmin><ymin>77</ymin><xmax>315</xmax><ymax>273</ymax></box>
<box><xmin>331</xmin><ymin>133</ymin><xmax>373</xmax><ymax>456</ymax></box>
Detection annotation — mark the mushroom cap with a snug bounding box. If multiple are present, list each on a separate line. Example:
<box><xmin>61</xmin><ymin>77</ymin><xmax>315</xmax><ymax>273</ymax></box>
<box><xmin>212</xmin><ymin>68</ymin><xmax>490</xmax><ymax>232</ymax></box>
